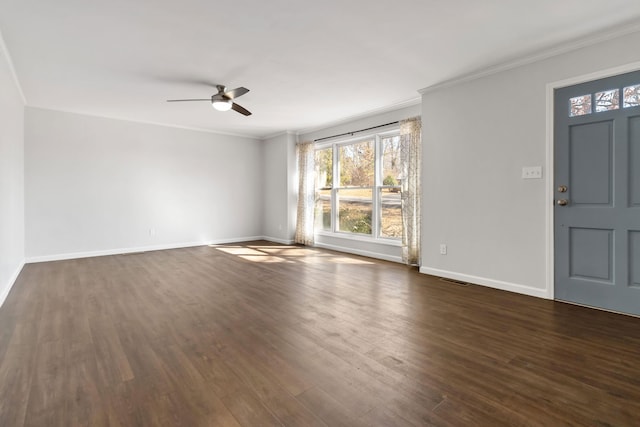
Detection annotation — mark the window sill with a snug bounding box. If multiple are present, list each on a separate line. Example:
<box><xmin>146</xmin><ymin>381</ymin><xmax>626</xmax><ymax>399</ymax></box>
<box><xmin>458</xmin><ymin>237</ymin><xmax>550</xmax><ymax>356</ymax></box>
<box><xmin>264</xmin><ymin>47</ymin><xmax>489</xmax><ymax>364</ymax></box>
<box><xmin>315</xmin><ymin>231</ymin><xmax>403</xmax><ymax>247</ymax></box>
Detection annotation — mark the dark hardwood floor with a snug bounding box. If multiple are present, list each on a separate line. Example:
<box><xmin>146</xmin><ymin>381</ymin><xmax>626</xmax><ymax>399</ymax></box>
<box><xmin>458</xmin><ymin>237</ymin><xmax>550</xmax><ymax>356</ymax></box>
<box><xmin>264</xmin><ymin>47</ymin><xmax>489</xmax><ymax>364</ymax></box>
<box><xmin>1</xmin><ymin>241</ymin><xmax>639</xmax><ymax>426</ymax></box>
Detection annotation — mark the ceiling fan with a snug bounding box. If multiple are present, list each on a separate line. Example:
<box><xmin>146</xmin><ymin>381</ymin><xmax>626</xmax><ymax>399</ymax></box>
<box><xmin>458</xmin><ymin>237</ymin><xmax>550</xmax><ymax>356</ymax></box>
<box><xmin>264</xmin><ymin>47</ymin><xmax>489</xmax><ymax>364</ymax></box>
<box><xmin>167</xmin><ymin>85</ymin><xmax>252</xmax><ymax>116</ymax></box>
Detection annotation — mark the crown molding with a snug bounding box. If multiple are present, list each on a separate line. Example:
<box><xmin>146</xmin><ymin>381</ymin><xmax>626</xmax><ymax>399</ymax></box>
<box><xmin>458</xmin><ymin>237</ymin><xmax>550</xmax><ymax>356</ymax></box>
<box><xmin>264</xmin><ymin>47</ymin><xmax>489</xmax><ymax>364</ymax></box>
<box><xmin>420</xmin><ymin>20</ymin><xmax>640</xmax><ymax>95</ymax></box>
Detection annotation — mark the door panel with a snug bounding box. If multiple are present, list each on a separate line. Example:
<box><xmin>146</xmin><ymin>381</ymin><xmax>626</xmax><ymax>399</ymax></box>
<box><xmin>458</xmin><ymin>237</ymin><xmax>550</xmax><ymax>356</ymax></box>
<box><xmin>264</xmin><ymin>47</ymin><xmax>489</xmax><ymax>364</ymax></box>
<box><xmin>630</xmin><ymin>116</ymin><xmax>640</xmax><ymax>206</ymax></box>
<box><xmin>631</xmin><ymin>231</ymin><xmax>640</xmax><ymax>288</ymax></box>
<box><xmin>569</xmin><ymin>122</ymin><xmax>613</xmax><ymax>206</ymax></box>
<box><xmin>569</xmin><ymin>228</ymin><xmax>613</xmax><ymax>283</ymax></box>
<box><xmin>555</xmin><ymin>69</ymin><xmax>640</xmax><ymax>316</ymax></box>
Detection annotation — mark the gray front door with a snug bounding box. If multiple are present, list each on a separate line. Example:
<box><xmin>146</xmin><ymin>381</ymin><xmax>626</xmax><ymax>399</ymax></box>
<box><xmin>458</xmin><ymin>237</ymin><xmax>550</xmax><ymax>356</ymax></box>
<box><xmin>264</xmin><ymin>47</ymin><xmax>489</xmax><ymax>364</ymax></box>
<box><xmin>554</xmin><ymin>70</ymin><xmax>640</xmax><ymax>316</ymax></box>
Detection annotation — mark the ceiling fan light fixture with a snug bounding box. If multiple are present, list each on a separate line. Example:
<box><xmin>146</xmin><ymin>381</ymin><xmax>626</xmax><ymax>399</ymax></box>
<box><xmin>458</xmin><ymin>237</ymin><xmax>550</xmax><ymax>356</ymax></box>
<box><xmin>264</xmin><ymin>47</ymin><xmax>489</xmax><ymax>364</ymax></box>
<box><xmin>212</xmin><ymin>99</ymin><xmax>232</xmax><ymax>111</ymax></box>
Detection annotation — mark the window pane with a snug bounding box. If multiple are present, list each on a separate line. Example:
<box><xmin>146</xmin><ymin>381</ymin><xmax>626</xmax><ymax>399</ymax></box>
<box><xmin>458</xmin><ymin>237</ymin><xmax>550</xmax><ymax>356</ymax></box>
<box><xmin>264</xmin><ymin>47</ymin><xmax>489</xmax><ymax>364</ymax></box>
<box><xmin>339</xmin><ymin>140</ymin><xmax>374</xmax><ymax>187</ymax></box>
<box><xmin>569</xmin><ymin>94</ymin><xmax>592</xmax><ymax>117</ymax></box>
<box><xmin>380</xmin><ymin>187</ymin><xmax>401</xmax><ymax>238</ymax></box>
<box><xmin>315</xmin><ymin>189</ymin><xmax>331</xmax><ymax>231</ymax></box>
<box><xmin>382</xmin><ymin>135</ymin><xmax>402</xmax><ymax>187</ymax></box>
<box><xmin>595</xmin><ymin>89</ymin><xmax>619</xmax><ymax>112</ymax></box>
<box><xmin>337</xmin><ymin>188</ymin><xmax>372</xmax><ymax>235</ymax></box>
<box><xmin>624</xmin><ymin>84</ymin><xmax>640</xmax><ymax>108</ymax></box>
<box><xmin>315</xmin><ymin>147</ymin><xmax>333</xmax><ymax>189</ymax></box>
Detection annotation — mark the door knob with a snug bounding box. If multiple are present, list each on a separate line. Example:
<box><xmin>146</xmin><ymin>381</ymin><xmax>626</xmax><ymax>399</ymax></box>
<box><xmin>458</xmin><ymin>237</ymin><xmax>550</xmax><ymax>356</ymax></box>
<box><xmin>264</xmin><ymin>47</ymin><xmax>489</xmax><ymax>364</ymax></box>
<box><xmin>557</xmin><ymin>199</ymin><xmax>568</xmax><ymax>206</ymax></box>
<box><xmin>558</xmin><ymin>185</ymin><xmax>568</xmax><ymax>193</ymax></box>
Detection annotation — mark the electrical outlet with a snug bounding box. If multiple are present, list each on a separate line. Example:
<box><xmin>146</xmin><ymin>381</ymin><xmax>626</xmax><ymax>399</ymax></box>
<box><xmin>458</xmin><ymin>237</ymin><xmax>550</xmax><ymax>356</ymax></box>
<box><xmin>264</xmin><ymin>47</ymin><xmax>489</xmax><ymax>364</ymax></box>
<box><xmin>522</xmin><ymin>166</ymin><xmax>543</xmax><ymax>179</ymax></box>
<box><xmin>440</xmin><ymin>244</ymin><xmax>447</xmax><ymax>255</ymax></box>
<box><xmin>149</xmin><ymin>228</ymin><xmax>156</xmax><ymax>237</ymax></box>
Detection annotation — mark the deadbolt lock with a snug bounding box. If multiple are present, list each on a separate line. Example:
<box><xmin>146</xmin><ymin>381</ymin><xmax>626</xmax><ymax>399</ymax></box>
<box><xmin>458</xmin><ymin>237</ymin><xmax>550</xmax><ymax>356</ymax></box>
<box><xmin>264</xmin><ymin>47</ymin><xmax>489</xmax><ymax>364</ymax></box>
<box><xmin>557</xmin><ymin>185</ymin><xmax>568</xmax><ymax>193</ymax></box>
<box><xmin>557</xmin><ymin>199</ymin><xmax>568</xmax><ymax>206</ymax></box>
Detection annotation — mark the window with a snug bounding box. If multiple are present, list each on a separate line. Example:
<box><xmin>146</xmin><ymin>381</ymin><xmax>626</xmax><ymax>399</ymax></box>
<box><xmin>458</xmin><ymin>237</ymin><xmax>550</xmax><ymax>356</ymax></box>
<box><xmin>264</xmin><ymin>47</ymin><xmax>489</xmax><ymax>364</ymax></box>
<box><xmin>314</xmin><ymin>147</ymin><xmax>332</xmax><ymax>231</ymax></box>
<box><xmin>624</xmin><ymin>84</ymin><xmax>640</xmax><ymax>108</ymax></box>
<box><xmin>595</xmin><ymin>89</ymin><xmax>620</xmax><ymax>112</ymax></box>
<box><xmin>569</xmin><ymin>94</ymin><xmax>592</xmax><ymax>117</ymax></box>
<box><xmin>380</xmin><ymin>135</ymin><xmax>402</xmax><ymax>238</ymax></box>
<box><xmin>314</xmin><ymin>130</ymin><xmax>403</xmax><ymax>241</ymax></box>
<box><xmin>569</xmin><ymin>83</ymin><xmax>640</xmax><ymax>117</ymax></box>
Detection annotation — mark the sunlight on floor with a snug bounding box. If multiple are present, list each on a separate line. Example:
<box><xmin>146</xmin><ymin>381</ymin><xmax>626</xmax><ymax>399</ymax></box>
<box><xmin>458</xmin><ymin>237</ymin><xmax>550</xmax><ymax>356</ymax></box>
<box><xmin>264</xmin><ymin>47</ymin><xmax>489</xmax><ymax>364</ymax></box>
<box><xmin>214</xmin><ymin>247</ymin><xmax>266</xmax><ymax>256</ymax></box>
<box><xmin>239</xmin><ymin>255</ymin><xmax>292</xmax><ymax>263</ymax></box>
<box><xmin>210</xmin><ymin>244</ymin><xmax>375</xmax><ymax>265</ymax></box>
<box><xmin>249</xmin><ymin>247</ymin><xmax>318</xmax><ymax>256</ymax></box>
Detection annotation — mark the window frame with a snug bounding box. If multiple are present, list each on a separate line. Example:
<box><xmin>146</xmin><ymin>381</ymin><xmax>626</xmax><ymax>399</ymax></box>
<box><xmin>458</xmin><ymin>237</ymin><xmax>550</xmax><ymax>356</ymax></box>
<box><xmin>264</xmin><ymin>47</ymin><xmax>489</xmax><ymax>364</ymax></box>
<box><xmin>314</xmin><ymin>128</ymin><xmax>402</xmax><ymax>245</ymax></box>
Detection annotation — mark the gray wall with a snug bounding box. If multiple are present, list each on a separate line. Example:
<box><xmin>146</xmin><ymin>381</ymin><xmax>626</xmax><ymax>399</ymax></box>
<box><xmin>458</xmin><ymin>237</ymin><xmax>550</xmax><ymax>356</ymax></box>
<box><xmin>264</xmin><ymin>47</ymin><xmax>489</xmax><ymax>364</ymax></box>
<box><xmin>261</xmin><ymin>132</ymin><xmax>297</xmax><ymax>244</ymax></box>
<box><xmin>0</xmin><ymin>36</ymin><xmax>24</xmax><ymax>305</ymax></box>
<box><xmin>421</xmin><ymin>30</ymin><xmax>640</xmax><ymax>297</ymax></box>
<box><xmin>25</xmin><ymin>107</ymin><xmax>263</xmax><ymax>261</ymax></box>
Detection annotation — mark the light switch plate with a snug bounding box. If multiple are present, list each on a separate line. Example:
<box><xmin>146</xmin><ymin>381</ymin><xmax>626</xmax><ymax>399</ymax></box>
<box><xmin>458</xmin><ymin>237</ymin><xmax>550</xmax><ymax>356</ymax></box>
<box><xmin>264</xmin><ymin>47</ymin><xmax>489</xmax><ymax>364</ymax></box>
<box><xmin>522</xmin><ymin>166</ymin><xmax>542</xmax><ymax>179</ymax></box>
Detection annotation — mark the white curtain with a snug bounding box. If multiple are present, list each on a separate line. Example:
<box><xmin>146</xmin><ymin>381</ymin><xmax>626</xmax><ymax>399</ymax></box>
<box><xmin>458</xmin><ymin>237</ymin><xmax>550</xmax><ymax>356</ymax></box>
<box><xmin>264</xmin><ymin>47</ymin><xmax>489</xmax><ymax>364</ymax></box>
<box><xmin>400</xmin><ymin>117</ymin><xmax>422</xmax><ymax>265</ymax></box>
<box><xmin>295</xmin><ymin>141</ymin><xmax>315</xmax><ymax>246</ymax></box>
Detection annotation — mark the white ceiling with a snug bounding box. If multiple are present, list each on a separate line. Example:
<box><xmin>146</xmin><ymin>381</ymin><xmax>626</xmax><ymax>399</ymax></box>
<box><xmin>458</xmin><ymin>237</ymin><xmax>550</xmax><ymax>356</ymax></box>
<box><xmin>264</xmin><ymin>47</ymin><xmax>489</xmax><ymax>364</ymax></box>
<box><xmin>1</xmin><ymin>0</ymin><xmax>640</xmax><ymax>138</ymax></box>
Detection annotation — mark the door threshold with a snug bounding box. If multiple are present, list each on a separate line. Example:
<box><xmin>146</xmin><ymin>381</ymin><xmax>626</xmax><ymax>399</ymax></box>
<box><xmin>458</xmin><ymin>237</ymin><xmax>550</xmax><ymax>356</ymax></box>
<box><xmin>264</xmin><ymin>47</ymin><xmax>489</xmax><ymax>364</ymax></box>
<box><xmin>555</xmin><ymin>299</ymin><xmax>640</xmax><ymax>319</ymax></box>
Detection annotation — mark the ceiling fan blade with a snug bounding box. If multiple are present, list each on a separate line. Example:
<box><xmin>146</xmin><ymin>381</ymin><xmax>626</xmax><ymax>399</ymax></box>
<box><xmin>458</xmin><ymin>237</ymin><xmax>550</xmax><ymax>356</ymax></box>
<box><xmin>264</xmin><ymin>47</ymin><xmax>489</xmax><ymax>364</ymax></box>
<box><xmin>231</xmin><ymin>102</ymin><xmax>252</xmax><ymax>116</ymax></box>
<box><xmin>166</xmin><ymin>98</ymin><xmax>211</xmax><ymax>102</ymax></box>
<box><xmin>225</xmin><ymin>87</ymin><xmax>249</xmax><ymax>99</ymax></box>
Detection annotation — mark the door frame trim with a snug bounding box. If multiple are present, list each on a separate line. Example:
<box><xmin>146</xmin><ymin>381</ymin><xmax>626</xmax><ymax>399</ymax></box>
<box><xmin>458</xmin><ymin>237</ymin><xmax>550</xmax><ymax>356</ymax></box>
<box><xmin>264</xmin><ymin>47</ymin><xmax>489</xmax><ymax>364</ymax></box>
<box><xmin>545</xmin><ymin>61</ymin><xmax>640</xmax><ymax>300</ymax></box>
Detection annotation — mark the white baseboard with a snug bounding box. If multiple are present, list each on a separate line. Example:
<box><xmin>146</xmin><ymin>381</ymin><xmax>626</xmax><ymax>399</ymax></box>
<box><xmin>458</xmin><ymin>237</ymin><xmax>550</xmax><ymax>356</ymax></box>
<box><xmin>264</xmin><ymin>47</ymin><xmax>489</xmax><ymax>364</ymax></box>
<box><xmin>25</xmin><ymin>236</ymin><xmax>265</xmax><ymax>263</ymax></box>
<box><xmin>314</xmin><ymin>242</ymin><xmax>403</xmax><ymax>264</ymax></box>
<box><xmin>419</xmin><ymin>266</ymin><xmax>549</xmax><ymax>299</ymax></box>
<box><xmin>261</xmin><ymin>236</ymin><xmax>295</xmax><ymax>245</ymax></box>
<box><xmin>0</xmin><ymin>259</ymin><xmax>25</xmax><ymax>308</ymax></box>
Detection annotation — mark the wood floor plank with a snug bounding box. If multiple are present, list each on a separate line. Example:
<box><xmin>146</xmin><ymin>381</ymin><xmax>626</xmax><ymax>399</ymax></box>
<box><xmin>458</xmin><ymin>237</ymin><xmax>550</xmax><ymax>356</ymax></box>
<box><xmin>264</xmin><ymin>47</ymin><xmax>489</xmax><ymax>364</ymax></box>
<box><xmin>0</xmin><ymin>344</ymin><xmax>36</xmax><ymax>426</ymax></box>
<box><xmin>218</xmin><ymin>340</ymin><xmax>328</xmax><ymax>427</ymax></box>
<box><xmin>220</xmin><ymin>386</ymin><xmax>284</xmax><ymax>427</ymax></box>
<box><xmin>23</xmin><ymin>339</ymin><xmax>67</xmax><ymax>426</ymax></box>
<box><xmin>228</xmin><ymin>325</ymin><xmax>316</xmax><ymax>397</ymax></box>
<box><xmin>358</xmin><ymin>405</ymin><xmax>419</xmax><ymax>427</ymax></box>
<box><xmin>296</xmin><ymin>386</ymin><xmax>369</xmax><ymax>427</ymax></box>
<box><xmin>0</xmin><ymin>241</ymin><xmax>639</xmax><ymax>426</ymax></box>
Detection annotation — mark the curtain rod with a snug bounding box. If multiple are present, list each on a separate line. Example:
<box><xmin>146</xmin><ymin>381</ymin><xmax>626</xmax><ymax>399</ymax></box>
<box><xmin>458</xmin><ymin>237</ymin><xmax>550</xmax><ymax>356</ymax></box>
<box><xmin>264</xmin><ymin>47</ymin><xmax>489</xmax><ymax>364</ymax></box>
<box><xmin>313</xmin><ymin>121</ymin><xmax>399</xmax><ymax>142</ymax></box>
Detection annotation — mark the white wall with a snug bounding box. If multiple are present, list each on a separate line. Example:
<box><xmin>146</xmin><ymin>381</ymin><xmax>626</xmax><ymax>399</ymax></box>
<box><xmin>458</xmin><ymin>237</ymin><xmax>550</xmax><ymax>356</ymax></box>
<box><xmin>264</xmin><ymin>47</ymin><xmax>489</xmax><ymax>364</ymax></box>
<box><xmin>262</xmin><ymin>132</ymin><xmax>296</xmax><ymax>244</ymax></box>
<box><xmin>0</xmin><ymin>35</ymin><xmax>24</xmax><ymax>306</ymax></box>
<box><xmin>298</xmin><ymin>103</ymin><xmax>421</xmax><ymax>262</ymax></box>
<box><xmin>421</xmin><ymin>30</ymin><xmax>640</xmax><ymax>298</ymax></box>
<box><xmin>25</xmin><ymin>107</ymin><xmax>263</xmax><ymax>261</ymax></box>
